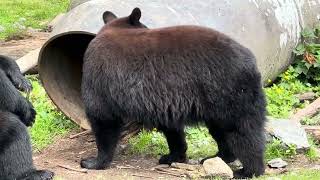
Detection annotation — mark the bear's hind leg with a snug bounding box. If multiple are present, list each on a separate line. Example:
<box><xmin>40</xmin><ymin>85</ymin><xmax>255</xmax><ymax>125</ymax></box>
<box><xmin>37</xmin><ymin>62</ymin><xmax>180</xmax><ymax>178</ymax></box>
<box><xmin>81</xmin><ymin>115</ymin><xmax>122</xmax><ymax>169</ymax></box>
<box><xmin>200</xmin><ymin>127</ymin><xmax>236</xmax><ymax>164</ymax></box>
<box><xmin>226</xmin><ymin>128</ymin><xmax>265</xmax><ymax>178</ymax></box>
<box><xmin>158</xmin><ymin>127</ymin><xmax>187</xmax><ymax>164</ymax></box>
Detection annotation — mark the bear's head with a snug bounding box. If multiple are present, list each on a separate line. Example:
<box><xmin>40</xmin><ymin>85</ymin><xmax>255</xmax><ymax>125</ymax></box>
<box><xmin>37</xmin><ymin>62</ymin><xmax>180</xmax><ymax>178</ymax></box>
<box><xmin>102</xmin><ymin>7</ymin><xmax>147</xmax><ymax>29</ymax></box>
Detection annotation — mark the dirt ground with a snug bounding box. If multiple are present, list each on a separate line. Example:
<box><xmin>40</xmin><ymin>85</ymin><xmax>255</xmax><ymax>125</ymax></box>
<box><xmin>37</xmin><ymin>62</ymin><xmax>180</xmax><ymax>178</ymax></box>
<box><xmin>1</xmin><ymin>31</ymin><xmax>319</xmax><ymax>180</ymax></box>
<box><xmin>33</xmin><ymin>132</ymin><xmax>183</xmax><ymax>180</ymax></box>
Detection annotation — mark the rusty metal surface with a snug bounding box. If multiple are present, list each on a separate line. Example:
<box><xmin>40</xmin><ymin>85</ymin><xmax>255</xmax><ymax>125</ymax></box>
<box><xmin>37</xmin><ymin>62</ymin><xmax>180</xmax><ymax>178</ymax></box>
<box><xmin>39</xmin><ymin>0</ymin><xmax>320</xmax><ymax>129</ymax></box>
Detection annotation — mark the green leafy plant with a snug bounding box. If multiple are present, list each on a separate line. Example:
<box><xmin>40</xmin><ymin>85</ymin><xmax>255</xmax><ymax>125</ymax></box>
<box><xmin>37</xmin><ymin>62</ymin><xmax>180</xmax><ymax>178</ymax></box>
<box><xmin>265</xmin><ymin>138</ymin><xmax>297</xmax><ymax>161</ymax></box>
<box><xmin>264</xmin><ymin>66</ymin><xmax>318</xmax><ymax>118</ymax></box>
<box><xmin>292</xmin><ymin>24</ymin><xmax>320</xmax><ymax>84</ymax></box>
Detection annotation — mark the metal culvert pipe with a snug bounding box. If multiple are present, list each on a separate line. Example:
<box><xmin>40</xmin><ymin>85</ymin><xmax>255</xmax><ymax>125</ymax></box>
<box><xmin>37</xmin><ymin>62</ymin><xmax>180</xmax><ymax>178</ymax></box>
<box><xmin>39</xmin><ymin>32</ymin><xmax>95</xmax><ymax>129</ymax></box>
<box><xmin>38</xmin><ymin>0</ymin><xmax>320</xmax><ymax>130</ymax></box>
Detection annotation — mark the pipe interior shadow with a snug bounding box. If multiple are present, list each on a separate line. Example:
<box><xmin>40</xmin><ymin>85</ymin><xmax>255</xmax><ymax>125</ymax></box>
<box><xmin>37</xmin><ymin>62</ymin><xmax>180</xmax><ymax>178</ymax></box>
<box><xmin>39</xmin><ymin>33</ymin><xmax>95</xmax><ymax>129</ymax></box>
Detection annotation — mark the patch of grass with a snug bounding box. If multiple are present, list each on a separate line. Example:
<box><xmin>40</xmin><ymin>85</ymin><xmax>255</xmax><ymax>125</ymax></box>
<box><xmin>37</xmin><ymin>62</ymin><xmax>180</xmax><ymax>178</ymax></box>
<box><xmin>254</xmin><ymin>169</ymin><xmax>320</xmax><ymax>180</ymax></box>
<box><xmin>26</xmin><ymin>75</ymin><xmax>78</xmax><ymax>151</ymax></box>
<box><xmin>128</xmin><ymin>126</ymin><xmax>217</xmax><ymax>159</ymax></box>
<box><xmin>0</xmin><ymin>0</ymin><xmax>70</xmax><ymax>40</ymax></box>
<box><xmin>265</xmin><ymin>138</ymin><xmax>297</xmax><ymax>161</ymax></box>
<box><xmin>305</xmin><ymin>137</ymin><xmax>320</xmax><ymax>161</ymax></box>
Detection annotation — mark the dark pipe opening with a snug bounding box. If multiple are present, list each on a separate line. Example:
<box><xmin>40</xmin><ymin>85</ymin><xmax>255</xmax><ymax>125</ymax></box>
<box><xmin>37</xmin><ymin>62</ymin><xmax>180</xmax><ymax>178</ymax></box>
<box><xmin>38</xmin><ymin>32</ymin><xmax>95</xmax><ymax>129</ymax></box>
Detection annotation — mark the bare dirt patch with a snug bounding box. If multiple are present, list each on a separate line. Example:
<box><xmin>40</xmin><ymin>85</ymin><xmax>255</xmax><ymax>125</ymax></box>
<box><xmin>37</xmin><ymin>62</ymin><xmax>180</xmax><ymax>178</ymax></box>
<box><xmin>33</xmin><ymin>132</ymin><xmax>182</xmax><ymax>180</ymax></box>
<box><xmin>0</xmin><ymin>31</ymin><xmax>49</xmax><ymax>59</ymax></box>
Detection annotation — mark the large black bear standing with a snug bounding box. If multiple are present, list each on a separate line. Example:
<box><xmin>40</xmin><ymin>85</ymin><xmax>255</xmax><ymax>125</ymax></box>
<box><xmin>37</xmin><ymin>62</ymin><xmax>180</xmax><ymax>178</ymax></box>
<box><xmin>0</xmin><ymin>55</ymin><xmax>54</xmax><ymax>180</ymax></box>
<box><xmin>81</xmin><ymin>8</ymin><xmax>266</xmax><ymax>178</ymax></box>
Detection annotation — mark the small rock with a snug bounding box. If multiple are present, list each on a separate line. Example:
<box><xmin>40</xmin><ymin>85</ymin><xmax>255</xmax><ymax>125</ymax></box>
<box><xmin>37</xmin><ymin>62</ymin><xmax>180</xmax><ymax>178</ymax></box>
<box><xmin>202</xmin><ymin>157</ymin><xmax>233</xmax><ymax>179</ymax></box>
<box><xmin>188</xmin><ymin>159</ymin><xmax>199</xmax><ymax>165</ymax></box>
<box><xmin>297</xmin><ymin>92</ymin><xmax>316</xmax><ymax>101</ymax></box>
<box><xmin>266</xmin><ymin>117</ymin><xmax>310</xmax><ymax>151</ymax></box>
<box><xmin>227</xmin><ymin>159</ymin><xmax>242</xmax><ymax>171</ymax></box>
<box><xmin>267</xmin><ymin>158</ymin><xmax>288</xmax><ymax>168</ymax></box>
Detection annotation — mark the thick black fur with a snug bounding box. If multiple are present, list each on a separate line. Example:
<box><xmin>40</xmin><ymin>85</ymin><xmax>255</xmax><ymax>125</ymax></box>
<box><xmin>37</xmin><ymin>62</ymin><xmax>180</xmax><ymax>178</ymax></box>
<box><xmin>0</xmin><ymin>56</ymin><xmax>35</xmax><ymax>127</ymax></box>
<box><xmin>81</xmin><ymin>8</ymin><xmax>267</xmax><ymax>178</ymax></box>
<box><xmin>0</xmin><ymin>55</ymin><xmax>32</xmax><ymax>93</ymax></box>
<box><xmin>0</xmin><ymin>55</ymin><xmax>54</xmax><ymax>180</ymax></box>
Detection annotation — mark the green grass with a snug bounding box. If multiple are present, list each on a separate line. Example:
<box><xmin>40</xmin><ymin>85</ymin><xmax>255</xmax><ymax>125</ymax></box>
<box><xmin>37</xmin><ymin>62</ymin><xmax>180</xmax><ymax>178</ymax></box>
<box><xmin>128</xmin><ymin>127</ymin><xmax>217</xmax><ymax>160</ymax></box>
<box><xmin>0</xmin><ymin>0</ymin><xmax>69</xmax><ymax>40</ymax></box>
<box><xmin>305</xmin><ymin>137</ymin><xmax>320</xmax><ymax>161</ymax></box>
<box><xmin>265</xmin><ymin>138</ymin><xmax>297</xmax><ymax>161</ymax></box>
<box><xmin>254</xmin><ymin>169</ymin><xmax>320</xmax><ymax>180</ymax></box>
<box><xmin>26</xmin><ymin>75</ymin><xmax>77</xmax><ymax>151</ymax></box>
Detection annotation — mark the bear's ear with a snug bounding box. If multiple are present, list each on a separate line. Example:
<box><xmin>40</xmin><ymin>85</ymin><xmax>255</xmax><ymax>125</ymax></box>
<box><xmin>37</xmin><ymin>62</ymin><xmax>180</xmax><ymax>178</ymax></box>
<box><xmin>129</xmin><ymin>7</ymin><xmax>141</xmax><ymax>25</ymax></box>
<box><xmin>102</xmin><ymin>11</ymin><xmax>117</xmax><ymax>24</ymax></box>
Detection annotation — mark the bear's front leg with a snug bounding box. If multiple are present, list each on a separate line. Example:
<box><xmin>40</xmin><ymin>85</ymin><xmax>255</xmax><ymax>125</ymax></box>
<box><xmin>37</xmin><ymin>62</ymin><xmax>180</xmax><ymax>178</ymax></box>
<box><xmin>81</xmin><ymin>117</ymin><xmax>122</xmax><ymax>169</ymax></box>
<box><xmin>158</xmin><ymin>127</ymin><xmax>187</xmax><ymax>164</ymax></box>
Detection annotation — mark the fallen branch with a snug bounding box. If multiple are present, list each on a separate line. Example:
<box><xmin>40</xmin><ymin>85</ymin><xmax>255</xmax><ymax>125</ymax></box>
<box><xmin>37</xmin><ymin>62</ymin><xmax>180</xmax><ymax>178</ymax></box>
<box><xmin>69</xmin><ymin>130</ymin><xmax>91</xmax><ymax>139</ymax></box>
<box><xmin>132</xmin><ymin>174</ymin><xmax>154</xmax><ymax>179</ymax></box>
<box><xmin>57</xmin><ymin>164</ymin><xmax>88</xmax><ymax>173</ymax></box>
<box><xmin>291</xmin><ymin>97</ymin><xmax>320</xmax><ymax>122</ymax></box>
<box><xmin>116</xmin><ymin>165</ymin><xmax>141</xmax><ymax>170</ymax></box>
<box><xmin>154</xmin><ymin>167</ymin><xmax>186</xmax><ymax>177</ymax></box>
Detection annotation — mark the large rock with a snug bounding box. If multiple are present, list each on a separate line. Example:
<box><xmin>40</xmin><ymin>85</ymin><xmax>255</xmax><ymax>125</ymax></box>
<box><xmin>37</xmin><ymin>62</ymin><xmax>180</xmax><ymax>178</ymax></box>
<box><xmin>266</xmin><ymin>117</ymin><xmax>310</xmax><ymax>151</ymax></box>
<box><xmin>202</xmin><ymin>157</ymin><xmax>234</xmax><ymax>179</ymax></box>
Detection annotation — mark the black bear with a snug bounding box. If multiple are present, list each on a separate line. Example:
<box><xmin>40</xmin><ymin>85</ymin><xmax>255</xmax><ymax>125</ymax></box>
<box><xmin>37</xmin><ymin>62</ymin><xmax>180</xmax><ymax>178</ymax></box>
<box><xmin>81</xmin><ymin>8</ymin><xmax>266</xmax><ymax>178</ymax></box>
<box><xmin>0</xmin><ymin>55</ymin><xmax>54</xmax><ymax>180</ymax></box>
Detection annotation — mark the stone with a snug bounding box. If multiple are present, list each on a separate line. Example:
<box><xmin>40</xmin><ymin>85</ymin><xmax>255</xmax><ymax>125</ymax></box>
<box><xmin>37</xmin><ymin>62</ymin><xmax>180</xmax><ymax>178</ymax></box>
<box><xmin>266</xmin><ymin>117</ymin><xmax>310</xmax><ymax>151</ymax></box>
<box><xmin>188</xmin><ymin>159</ymin><xmax>199</xmax><ymax>165</ymax></box>
<box><xmin>202</xmin><ymin>157</ymin><xmax>233</xmax><ymax>179</ymax></box>
<box><xmin>297</xmin><ymin>92</ymin><xmax>316</xmax><ymax>101</ymax></box>
<box><xmin>227</xmin><ymin>159</ymin><xmax>243</xmax><ymax>171</ymax></box>
<box><xmin>267</xmin><ymin>158</ymin><xmax>288</xmax><ymax>168</ymax></box>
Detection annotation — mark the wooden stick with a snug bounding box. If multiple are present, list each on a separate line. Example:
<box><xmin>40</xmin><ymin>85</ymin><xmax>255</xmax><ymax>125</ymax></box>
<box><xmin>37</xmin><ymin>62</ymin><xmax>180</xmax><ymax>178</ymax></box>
<box><xmin>116</xmin><ymin>165</ymin><xmax>141</xmax><ymax>170</ymax></box>
<box><xmin>132</xmin><ymin>174</ymin><xmax>154</xmax><ymax>179</ymax></box>
<box><xmin>155</xmin><ymin>171</ymin><xmax>186</xmax><ymax>177</ymax></box>
<box><xmin>57</xmin><ymin>164</ymin><xmax>88</xmax><ymax>173</ymax></box>
<box><xmin>154</xmin><ymin>167</ymin><xmax>185</xmax><ymax>177</ymax></box>
<box><xmin>69</xmin><ymin>130</ymin><xmax>91</xmax><ymax>139</ymax></box>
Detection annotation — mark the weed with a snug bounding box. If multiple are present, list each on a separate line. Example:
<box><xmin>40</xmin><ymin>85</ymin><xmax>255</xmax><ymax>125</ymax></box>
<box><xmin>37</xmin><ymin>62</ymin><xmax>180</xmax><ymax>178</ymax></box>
<box><xmin>292</xmin><ymin>24</ymin><xmax>320</xmax><ymax>85</ymax></box>
<box><xmin>264</xmin><ymin>66</ymin><xmax>318</xmax><ymax>118</ymax></box>
<box><xmin>265</xmin><ymin>138</ymin><xmax>297</xmax><ymax>161</ymax></box>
